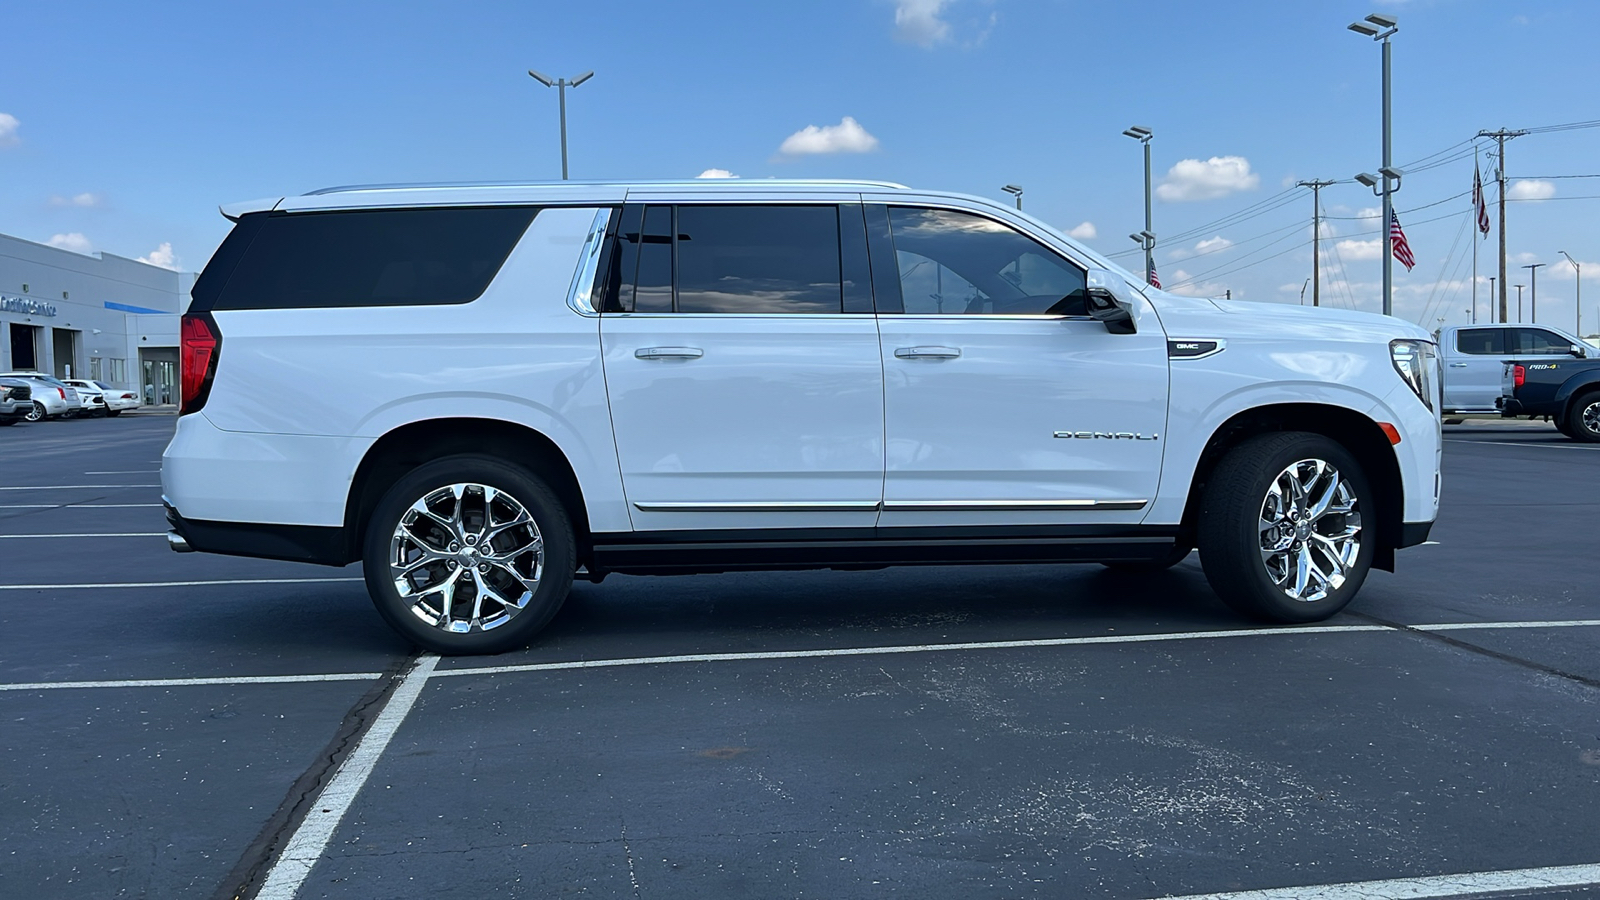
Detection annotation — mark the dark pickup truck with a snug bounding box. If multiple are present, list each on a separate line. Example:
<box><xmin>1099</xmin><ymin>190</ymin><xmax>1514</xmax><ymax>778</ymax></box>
<box><xmin>1499</xmin><ymin>357</ymin><xmax>1600</xmax><ymax>442</ymax></box>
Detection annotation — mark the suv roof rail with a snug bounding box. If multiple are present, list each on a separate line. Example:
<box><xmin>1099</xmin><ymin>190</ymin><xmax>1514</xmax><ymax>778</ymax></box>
<box><xmin>303</xmin><ymin>178</ymin><xmax>912</xmax><ymax>196</ymax></box>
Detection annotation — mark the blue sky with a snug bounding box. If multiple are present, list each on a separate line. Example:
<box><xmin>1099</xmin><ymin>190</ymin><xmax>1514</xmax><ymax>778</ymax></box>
<box><xmin>4</xmin><ymin>0</ymin><xmax>1598</xmax><ymax>333</ymax></box>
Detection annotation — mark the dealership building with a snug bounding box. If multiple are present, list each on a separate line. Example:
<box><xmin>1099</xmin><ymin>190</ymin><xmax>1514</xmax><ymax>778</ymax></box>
<box><xmin>1</xmin><ymin>232</ymin><xmax>192</xmax><ymax>406</ymax></box>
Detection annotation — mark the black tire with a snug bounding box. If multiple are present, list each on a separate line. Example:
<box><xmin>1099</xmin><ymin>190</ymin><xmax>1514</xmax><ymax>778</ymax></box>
<box><xmin>1101</xmin><ymin>544</ymin><xmax>1192</xmax><ymax>571</ymax></box>
<box><xmin>1567</xmin><ymin>392</ymin><xmax>1600</xmax><ymax>443</ymax></box>
<box><xmin>362</xmin><ymin>455</ymin><xmax>576</xmax><ymax>655</ymax></box>
<box><xmin>1197</xmin><ymin>432</ymin><xmax>1375</xmax><ymax>623</ymax></box>
<box><xmin>24</xmin><ymin>402</ymin><xmax>45</xmax><ymax>423</ymax></box>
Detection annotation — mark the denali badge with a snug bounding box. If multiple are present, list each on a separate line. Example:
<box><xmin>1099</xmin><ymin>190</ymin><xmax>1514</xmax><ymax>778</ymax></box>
<box><xmin>1053</xmin><ymin>431</ymin><xmax>1160</xmax><ymax>440</ymax></box>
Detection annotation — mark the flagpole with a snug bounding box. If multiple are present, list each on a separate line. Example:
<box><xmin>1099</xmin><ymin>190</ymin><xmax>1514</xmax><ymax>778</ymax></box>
<box><xmin>1472</xmin><ymin>148</ymin><xmax>1479</xmax><ymax>324</ymax></box>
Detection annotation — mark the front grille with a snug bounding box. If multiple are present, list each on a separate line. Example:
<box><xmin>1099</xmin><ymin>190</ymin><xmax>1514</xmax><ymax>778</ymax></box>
<box><xmin>3</xmin><ymin>385</ymin><xmax>30</xmax><ymax>402</ymax></box>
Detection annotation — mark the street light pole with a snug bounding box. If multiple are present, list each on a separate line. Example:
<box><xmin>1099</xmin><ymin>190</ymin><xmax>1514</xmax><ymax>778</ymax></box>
<box><xmin>1001</xmin><ymin>184</ymin><xmax>1023</xmax><ymax>210</ymax></box>
<box><xmin>1560</xmin><ymin>251</ymin><xmax>1582</xmax><ymax>337</ymax></box>
<box><xmin>1123</xmin><ymin>126</ymin><xmax>1155</xmax><ymax>285</ymax></box>
<box><xmin>1524</xmin><ymin>262</ymin><xmax>1545</xmax><ymax>323</ymax></box>
<box><xmin>1349</xmin><ymin>14</ymin><xmax>1400</xmax><ymax>316</ymax></box>
<box><xmin>1515</xmin><ymin>284</ymin><xmax>1525</xmax><ymax>323</ymax></box>
<box><xmin>528</xmin><ymin>68</ymin><xmax>594</xmax><ymax>180</ymax></box>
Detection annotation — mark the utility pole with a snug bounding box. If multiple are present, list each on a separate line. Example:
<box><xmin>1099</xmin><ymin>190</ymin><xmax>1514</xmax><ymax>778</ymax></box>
<box><xmin>1297</xmin><ymin>180</ymin><xmax>1336</xmax><ymax>306</ymax></box>
<box><xmin>528</xmin><ymin>68</ymin><xmax>595</xmax><ymax>180</ymax></box>
<box><xmin>1479</xmin><ymin>128</ymin><xmax>1527</xmax><ymax>322</ymax></box>
<box><xmin>1515</xmin><ymin>284</ymin><xmax>1525</xmax><ymax>322</ymax></box>
<box><xmin>1524</xmin><ymin>262</ymin><xmax>1545</xmax><ymax>323</ymax></box>
<box><xmin>1561</xmin><ymin>250</ymin><xmax>1582</xmax><ymax>337</ymax></box>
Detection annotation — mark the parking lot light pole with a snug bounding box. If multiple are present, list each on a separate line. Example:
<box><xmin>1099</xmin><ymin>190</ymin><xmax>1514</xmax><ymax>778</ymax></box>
<box><xmin>1560</xmin><ymin>251</ymin><xmax>1581</xmax><ymax>337</ymax></box>
<box><xmin>1123</xmin><ymin>126</ymin><xmax>1155</xmax><ymax>285</ymax></box>
<box><xmin>528</xmin><ymin>68</ymin><xmax>594</xmax><ymax>180</ymax></box>
<box><xmin>1524</xmin><ymin>262</ymin><xmax>1545</xmax><ymax>323</ymax></box>
<box><xmin>1515</xmin><ymin>284</ymin><xmax>1525</xmax><ymax>322</ymax></box>
<box><xmin>1349</xmin><ymin>14</ymin><xmax>1399</xmax><ymax>316</ymax></box>
<box><xmin>1002</xmin><ymin>184</ymin><xmax>1023</xmax><ymax>210</ymax></box>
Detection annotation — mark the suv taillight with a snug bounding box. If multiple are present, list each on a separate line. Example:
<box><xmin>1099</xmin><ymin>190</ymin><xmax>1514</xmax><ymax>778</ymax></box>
<box><xmin>57</xmin><ymin>388</ymin><xmax>65</xmax><ymax>399</ymax></box>
<box><xmin>1513</xmin><ymin>364</ymin><xmax>1525</xmax><ymax>389</ymax></box>
<box><xmin>180</xmin><ymin>312</ymin><xmax>221</xmax><ymax>415</ymax></box>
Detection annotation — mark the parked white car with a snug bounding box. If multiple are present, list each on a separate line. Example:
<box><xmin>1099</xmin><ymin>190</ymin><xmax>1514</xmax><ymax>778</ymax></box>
<box><xmin>1437</xmin><ymin>323</ymin><xmax>1594</xmax><ymax>414</ymax></box>
<box><xmin>64</xmin><ymin>379</ymin><xmax>141</xmax><ymax>416</ymax></box>
<box><xmin>164</xmin><ymin>180</ymin><xmax>1442</xmax><ymax>654</ymax></box>
<box><xmin>0</xmin><ymin>373</ymin><xmax>83</xmax><ymax>421</ymax></box>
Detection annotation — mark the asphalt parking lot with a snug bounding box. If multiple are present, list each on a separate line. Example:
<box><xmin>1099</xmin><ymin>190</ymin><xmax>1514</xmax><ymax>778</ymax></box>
<box><xmin>2</xmin><ymin>414</ymin><xmax>1598</xmax><ymax>900</ymax></box>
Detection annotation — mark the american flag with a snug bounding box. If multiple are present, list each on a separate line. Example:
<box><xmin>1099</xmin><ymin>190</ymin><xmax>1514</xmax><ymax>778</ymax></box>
<box><xmin>1390</xmin><ymin>210</ymin><xmax>1415</xmax><ymax>271</ymax></box>
<box><xmin>1473</xmin><ymin>163</ymin><xmax>1491</xmax><ymax>236</ymax></box>
<box><xmin>1147</xmin><ymin>263</ymin><xmax>1161</xmax><ymax>289</ymax></box>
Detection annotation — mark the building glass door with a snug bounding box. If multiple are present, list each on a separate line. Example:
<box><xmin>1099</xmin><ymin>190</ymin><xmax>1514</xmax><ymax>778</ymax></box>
<box><xmin>8</xmin><ymin>323</ymin><xmax>40</xmax><ymax>371</ymax></box>
<box><xmin>141</xmin><ymin>355</ymin><xmax>177</xmax><ymax>406</ymax></box>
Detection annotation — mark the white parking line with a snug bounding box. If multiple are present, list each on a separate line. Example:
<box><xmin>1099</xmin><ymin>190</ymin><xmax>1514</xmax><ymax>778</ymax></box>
<box><xmin>1415</xmin><ymin>618</ymin><xmax>1600</xmax><ymax>631</ymax></box>
<box><xmin>1445</xmin><ymin>438</ymin><xmax>1600</xmax><ymax>450</ymax></box>
<box><xmin>255</xmin><ymin>655</ymin><xmax>438</xmax><ymax>900</ymax></box>
<box><xmin>0</xmin><ymin>577</ymin><xmax>363</xmax><ymax>591</ymax></box>
<box><xmin>0</xmin><ymin>503</ymin><xmax>162</xmax><ymax>509</ymax></box>
<box><xmin>0</xmin><ymin>532</ymin><xmax>166</xmax><ymax>539</ymax></box>
<box><xmin>83</xmin><ymin>470</ymin><xmax>159</xmax><ymax>475</ymax></box>
<box><xmin>1150</xmin><ymin>861</ymin><xmax>1600</xmax><ymax>899</ymax></box>
<box><xmin>0</xmin><ymin>484</ymin><xmax>162</xmax><ymax>491</ymax></box>
<box><xmin>0</xmin><ymin>672</ymin><xmax>382</xmax><ymax>692</ymax></box>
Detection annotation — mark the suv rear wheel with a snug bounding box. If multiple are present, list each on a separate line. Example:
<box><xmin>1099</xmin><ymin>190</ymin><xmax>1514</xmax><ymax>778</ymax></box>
<box><xmin>1197</xmin><ymin>432</ymin><xmax>1374</xmax><ymax>623</ymax></box>
<box><xmin>362</xmin><ymin>455</ymin><xmax>575</xmax><ymax>655</ymax></box>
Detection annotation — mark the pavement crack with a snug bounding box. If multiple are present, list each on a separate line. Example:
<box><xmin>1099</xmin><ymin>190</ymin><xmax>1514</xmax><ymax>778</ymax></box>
<box><xmin>1351</xmin><ymin>611</ymin><xmax>1600</xmax><ymax>692</ymax></box>
<box><xmin>208</xmin><ymin>650</ymin><xmax>420</xmax><ymax>900</ymax></box>
<box><xmin>620</xmin><ymin>815</ymin><xmax>642</xmax><ymax>898</ymax></box>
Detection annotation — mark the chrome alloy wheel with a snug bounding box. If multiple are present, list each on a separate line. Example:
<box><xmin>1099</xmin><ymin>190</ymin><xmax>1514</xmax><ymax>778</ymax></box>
<box><xmin>1257</xmin><ymin>459</ymin><xmax>1361</xmax><ymax>603</ymax></box>
<box><xmin>24</xmin><ymin>402</ymin><xmax>44</xmax><ymax>423</ymax></box>
<box><xmin>1583</xmin><ymin>399</ymin><xmax>1600</xmax><ymax>437</ymax></box>
<box><xmin>390</xmin><ymin>482</ymin><xmax>545</xmax><ymax>633</ymax></box>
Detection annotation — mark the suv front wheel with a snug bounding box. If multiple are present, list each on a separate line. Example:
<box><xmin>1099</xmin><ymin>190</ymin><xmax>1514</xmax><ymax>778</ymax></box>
<box><xmin>362</xmin><ymin>455</ymin><xmax>576</xmax><ymax>655</ymax></box>
<box><xmin>1197</xmin><ymin>432</ymin><xmax>1374</xmax><ymax>622</ymax></box>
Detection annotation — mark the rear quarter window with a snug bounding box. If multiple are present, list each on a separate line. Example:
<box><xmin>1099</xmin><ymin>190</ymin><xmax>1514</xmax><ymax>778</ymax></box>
<box><xmin>193</xmin><ymin>206</ymin><xmax>539</xmax><ymax>311</ymax></box>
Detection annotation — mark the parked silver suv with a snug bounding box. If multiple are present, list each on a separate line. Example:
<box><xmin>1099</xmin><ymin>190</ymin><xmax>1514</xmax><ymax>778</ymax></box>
<box><xmin>0</xmin><ymin>373</ymin><xmax>82</xmax><ymax>421</ymax></box>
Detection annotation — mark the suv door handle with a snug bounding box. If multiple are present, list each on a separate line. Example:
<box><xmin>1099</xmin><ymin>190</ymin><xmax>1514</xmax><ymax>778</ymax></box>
<box><xmin>894</xmin><ymin>346</ymin><xmax>962</xmax><ymax>360</ymax></box>
<box><xmin>1448</xmin><ymin>362</ymin><xmax>1468</xmax><ymax>367</ymax></box>
<box><xmin>635</xmin><ymin>347</ymin><xmax>704</xmax><ymax>360</ymax></box>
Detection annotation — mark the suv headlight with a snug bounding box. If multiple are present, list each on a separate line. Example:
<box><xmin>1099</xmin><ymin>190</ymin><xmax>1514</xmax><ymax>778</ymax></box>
<box><xmin>1390</xmin><ymin>339</ymin><xmax>1438</xmax><ymax>412</ymax></box>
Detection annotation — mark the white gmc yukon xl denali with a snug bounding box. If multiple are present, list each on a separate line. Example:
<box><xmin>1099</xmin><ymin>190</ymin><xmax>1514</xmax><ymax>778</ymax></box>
<box><xmin>163</xmin><ymin>180</ymin><xmax>1442</xmax><ymax>654</ymax></box>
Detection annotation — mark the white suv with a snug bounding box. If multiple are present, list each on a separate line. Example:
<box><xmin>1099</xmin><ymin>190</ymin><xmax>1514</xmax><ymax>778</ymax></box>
<box><xmin>163</xmin><ymin>180</ymin><xmax>1442</xmax><ymax>654</ymax></box>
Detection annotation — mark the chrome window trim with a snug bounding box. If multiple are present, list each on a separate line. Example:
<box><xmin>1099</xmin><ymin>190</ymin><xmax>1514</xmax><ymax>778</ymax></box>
<box><xmin>565</xmin><ymin>207</ymin><xmax>612</xmax><ymax>318</ymax></box>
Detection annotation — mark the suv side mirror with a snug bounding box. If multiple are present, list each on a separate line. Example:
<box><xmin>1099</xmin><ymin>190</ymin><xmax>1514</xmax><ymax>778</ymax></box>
<box><xmin>1571</xmin><ymin>345</ymin><xmax>1587</xmax><ymax>358</ymax></box>
<box><xmin>1084</xmin><ymin>267</ymin><xmax>1138</xmax><ymax>334</ymax></box>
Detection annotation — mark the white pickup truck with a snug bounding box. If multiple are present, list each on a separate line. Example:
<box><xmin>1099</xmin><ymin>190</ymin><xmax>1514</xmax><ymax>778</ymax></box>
<box><xmin>1437</xmin><ymin>323</ymin><xmax>1593</xmax><ymax>414</ymax></box>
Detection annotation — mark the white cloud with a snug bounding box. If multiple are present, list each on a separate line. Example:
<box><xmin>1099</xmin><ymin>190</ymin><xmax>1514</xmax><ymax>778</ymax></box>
<box><xmin>1512</xmin><ymin>251</ymin><xmax>1540</xmax><ymax>265</ymax></box>
<box><xmin>778</xmin><ymin>116</ymin><xmax>880</xmax><ymax>156</ymax></box>
<box><xmin>49</xmin><ymin>192</ymin><xmax>104</xmax><ymax>208</ymax></box>
<box><xmin>1066</xmin><ymin>221</ymin><xmax>1097</xmax><ymax>240</ymax></box>
<box><xmin>47</xmin><ymin>233</ymin><xmax>93</xmax><ymax>254</ymax></box>
<box><xmin>1355</xmin><ymin>206</ymin><xmax>1382</xmax><ymax>222</ymax></box>
<box><xmin>1552</xmin><ymin>257</ymin><xmax>1600</xmax><ymax>280</ymax></box>
<box><xmin>1165</xmin><ymin>268</ymin><xmax>1232</xmax><ymax>298</ymax></box>
<box><xmin>1508</xmin><ymin>179</ymin><xmax>1556</xmax><ymax>201</ymax></box>
<box><xmin>1156</xmin><ymin>156</ymin><xmax>1260</xmax><ymax>202</ymax></box>
<box><xmin>1194</xmin><ymin>235</ymin><xmax>1233</xmax><ymax>255</ymax></box>
<box><xmin>696</xmin><ymin>168</ymin><xmax>738</xmax><ymax>179</ymax></box>
<box><xmin>893</xmin><ymin>0</ymin><xmax>952</xmax><ymax>47</ymax></box>
<box><xmin>0</xmin><ymin>113</ymin><xmax>18</xmax><ymax>147</ymax></box>
<box><xmin>136</xmin><ymin>242</ymin><xmax>179</xmax><ymax>270</ymax></box>
<box><xmin>1336</xmin><ymin>239</ymin><xmax>1382</xmax><ymax>261</ymax></box>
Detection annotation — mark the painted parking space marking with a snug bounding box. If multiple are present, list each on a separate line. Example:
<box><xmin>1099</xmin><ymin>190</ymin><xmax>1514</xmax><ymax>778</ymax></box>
<box><xmin>1445</xmin><ymin>438</ymin><xmax>1600</xmax><ymax>450</ymax></box>
<box><xmin>0</xmin><ymin>503</ymin><xmax>162</xmax><ymax>509</ymax></box>
<box><xmin>254</xmin><ymin>655</ymin><xmax>438</xmax><ymax>900</ymax></box>
<box><xmin>1150</xmin><ymin>860</ymin><xmax>1600</xmax><ymax>900</ymax></box>
<box><xmin>4</xmin><ymin>619</ymin><xmax>1597</xmax><ymax>694</ymax></box>
<box><xmin>0</xmin><ymin>577</ymin><xmax>363</xmax><ymax>591</ymax></box>
<box><xmin>0</xmin><ymin>484</ymin><xmax>162</xmax><ymax>491</ymax></box>
<box><xmin>0</xmin><ymin>672</ymin><xmax>383</xmax><ymax>692</ymax></box>
<box><xmin>0</xmin><ymin>532</ymin><xmax>166</xmax><ymax>539</ymax></box>
<box><xmin>83</xmin><ymin>470</ymin><xmax>160</xmax><ymax>475</ymax></box>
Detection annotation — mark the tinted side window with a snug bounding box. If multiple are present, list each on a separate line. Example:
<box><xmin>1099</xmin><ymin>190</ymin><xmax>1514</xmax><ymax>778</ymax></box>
<box><xmin>1514</xmin><ymin>328</ymin><xmax>1571</xmax><ymax>354</ymax></box>
<box><xmin>204</xmin><ymin>207</ymin><xmax>537</xmax><ymax>310</ymax></box>
<box><xmin>1455</xmin><ymin>328</ymin><xmax>1505</xmax><ymax>355</ymax></box>
<box><xmin>885</xmin><ymin>207</ymin><xmax>1086</xmax><ymax>315</ymax></box>
<box><xmin>633</xmin><ymin>205</ymin><xmax>674</xmax><ymax>313</ymax></box>
<box><xmin>676</xmin><ymin>206</ymin><xmax>842</xmax><ymax>314</ymax></box>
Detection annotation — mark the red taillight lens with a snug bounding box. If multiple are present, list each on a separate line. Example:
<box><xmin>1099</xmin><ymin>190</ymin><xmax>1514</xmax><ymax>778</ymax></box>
<box><xmin>57</xmin><ymin>388</ymin><xmax>65</xmax><ymax>399</ymax></box>
<box><xmin>1513</xmin><ymin>364</ymin><xmax>1525</xmax><ymax>389</ymax></box>
<box><xmin>180</xmin><ymin>313</ymin><xmax>221</xmax><ymax>415</ymax></box>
